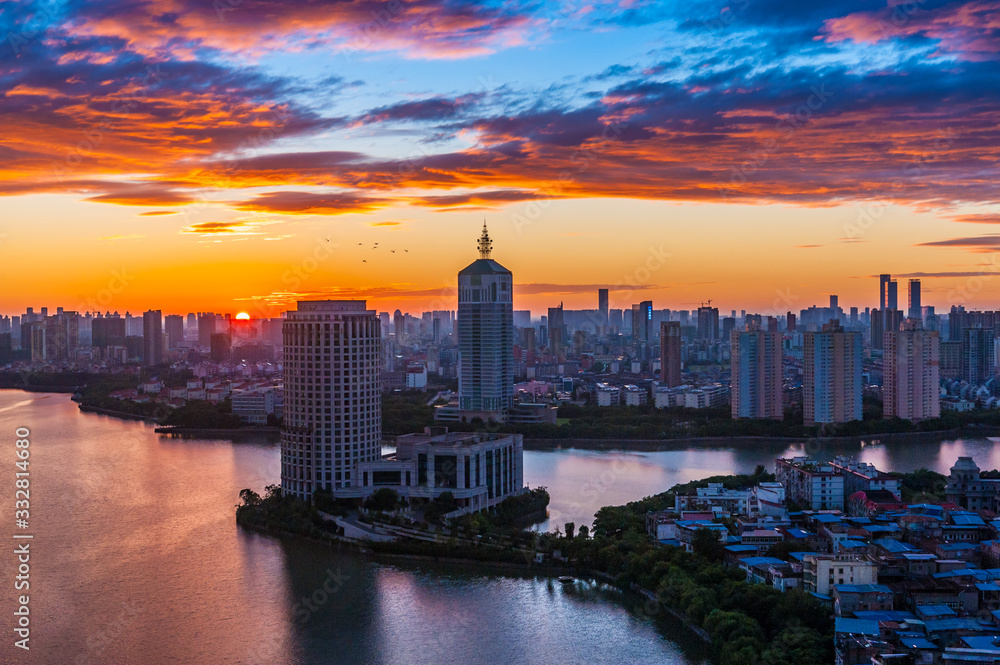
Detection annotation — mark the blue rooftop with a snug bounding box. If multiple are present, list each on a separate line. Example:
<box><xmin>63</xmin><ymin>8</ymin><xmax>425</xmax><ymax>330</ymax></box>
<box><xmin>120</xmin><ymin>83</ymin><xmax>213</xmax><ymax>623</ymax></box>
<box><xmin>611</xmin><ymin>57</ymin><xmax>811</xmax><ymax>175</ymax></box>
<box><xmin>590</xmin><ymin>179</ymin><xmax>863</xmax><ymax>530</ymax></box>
<box><xmin>835</xmin><ymin>618</ymin><xmax>880</xmax><ymax>635</ymax></box>
<box><xmin>834</xmin><ymin>584</ymin><xmax>892</xmax><ymax>594</ymax></box>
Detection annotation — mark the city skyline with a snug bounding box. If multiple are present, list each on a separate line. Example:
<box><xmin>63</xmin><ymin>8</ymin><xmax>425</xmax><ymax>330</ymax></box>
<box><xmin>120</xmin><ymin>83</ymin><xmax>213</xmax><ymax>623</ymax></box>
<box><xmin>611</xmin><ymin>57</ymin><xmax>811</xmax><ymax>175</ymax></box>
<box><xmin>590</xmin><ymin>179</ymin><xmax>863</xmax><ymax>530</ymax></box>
<box><xmin>3</xmin><ymin>2</ymin><xmax>1000</xmax><ymax>315</ymax></box>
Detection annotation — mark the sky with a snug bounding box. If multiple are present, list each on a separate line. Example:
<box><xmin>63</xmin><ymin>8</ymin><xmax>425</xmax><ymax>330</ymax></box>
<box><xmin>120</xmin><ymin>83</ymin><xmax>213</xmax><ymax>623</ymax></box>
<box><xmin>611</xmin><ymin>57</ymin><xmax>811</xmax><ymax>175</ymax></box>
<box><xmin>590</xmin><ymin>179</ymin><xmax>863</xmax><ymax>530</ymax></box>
<box><xmin>2</xmin><ymin>0</ymin><xmax>1000</xmax><ymax>318</ymax></box>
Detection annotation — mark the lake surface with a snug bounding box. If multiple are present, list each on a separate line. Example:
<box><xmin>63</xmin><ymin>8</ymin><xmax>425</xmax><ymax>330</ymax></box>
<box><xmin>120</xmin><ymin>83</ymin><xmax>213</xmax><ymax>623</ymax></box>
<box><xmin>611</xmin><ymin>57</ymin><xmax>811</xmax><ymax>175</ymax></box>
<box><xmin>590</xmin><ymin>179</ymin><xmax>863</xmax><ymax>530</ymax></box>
<box><xmin>0</xmin><ymin>390</ymin><xmax>993</xmax><ymax>664</ymax></box>
<box><xmin>0</xmin><ymin>392</ymin><xmax>708</xmax><ymax>665</ymax></box>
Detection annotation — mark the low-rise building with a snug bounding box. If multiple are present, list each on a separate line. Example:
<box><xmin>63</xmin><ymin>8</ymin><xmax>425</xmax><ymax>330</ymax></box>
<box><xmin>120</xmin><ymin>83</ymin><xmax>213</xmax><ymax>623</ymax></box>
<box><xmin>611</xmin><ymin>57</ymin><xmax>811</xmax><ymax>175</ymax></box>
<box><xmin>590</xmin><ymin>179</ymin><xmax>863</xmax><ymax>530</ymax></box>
<box><xmin>776</xmin><ymin>457</ymin><xmax>846</xmax><ymax>511</ymax></box>
<box><xmin>803</xmin><ymin>554</ymin><xmax>878</xmax><ymax>596</ymax></box>
<box><xmin>231</xmin><ymin>386</ymin><xmax>283</xmax><ymax>425</ymax></box>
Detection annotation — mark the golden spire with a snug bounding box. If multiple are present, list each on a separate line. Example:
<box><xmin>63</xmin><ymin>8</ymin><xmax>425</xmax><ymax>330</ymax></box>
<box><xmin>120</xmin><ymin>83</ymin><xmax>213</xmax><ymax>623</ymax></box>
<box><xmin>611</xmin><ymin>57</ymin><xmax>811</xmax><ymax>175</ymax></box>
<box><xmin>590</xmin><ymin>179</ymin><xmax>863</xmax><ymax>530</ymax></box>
<box><xmin>478</xmin><ymin>219</ymin><xmax>492</xmax><ymax>259</ymax></box>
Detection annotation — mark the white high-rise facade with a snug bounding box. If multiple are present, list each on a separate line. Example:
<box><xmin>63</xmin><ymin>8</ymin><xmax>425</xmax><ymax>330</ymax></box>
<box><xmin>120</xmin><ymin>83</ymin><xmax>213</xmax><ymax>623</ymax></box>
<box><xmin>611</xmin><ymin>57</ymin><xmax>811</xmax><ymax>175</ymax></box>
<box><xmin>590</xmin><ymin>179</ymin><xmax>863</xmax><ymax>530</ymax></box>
<box><xmin>281</xmin><ymin>300</ymin><xmax>381</xmax><ymax>500</ymax></box>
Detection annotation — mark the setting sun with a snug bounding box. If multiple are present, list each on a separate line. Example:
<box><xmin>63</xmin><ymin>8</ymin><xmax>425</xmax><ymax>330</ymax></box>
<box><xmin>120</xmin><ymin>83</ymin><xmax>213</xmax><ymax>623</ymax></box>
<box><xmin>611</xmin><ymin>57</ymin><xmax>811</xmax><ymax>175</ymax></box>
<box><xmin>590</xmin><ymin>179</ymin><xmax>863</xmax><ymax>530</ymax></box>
<box><xmin>235</xmin><ymin>312</ymin><xmax>250</xmax><ymax>320</ymax></box>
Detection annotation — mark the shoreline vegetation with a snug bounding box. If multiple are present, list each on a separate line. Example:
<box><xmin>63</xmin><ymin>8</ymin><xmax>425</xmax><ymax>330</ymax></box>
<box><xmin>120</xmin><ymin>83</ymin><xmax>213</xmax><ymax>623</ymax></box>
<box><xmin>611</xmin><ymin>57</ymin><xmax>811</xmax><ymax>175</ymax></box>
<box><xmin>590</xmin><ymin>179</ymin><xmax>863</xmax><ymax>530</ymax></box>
<box><xmin>235</xmin><ymin>476</ymin><xmax>833</xmax><ymax>665</ymax></box>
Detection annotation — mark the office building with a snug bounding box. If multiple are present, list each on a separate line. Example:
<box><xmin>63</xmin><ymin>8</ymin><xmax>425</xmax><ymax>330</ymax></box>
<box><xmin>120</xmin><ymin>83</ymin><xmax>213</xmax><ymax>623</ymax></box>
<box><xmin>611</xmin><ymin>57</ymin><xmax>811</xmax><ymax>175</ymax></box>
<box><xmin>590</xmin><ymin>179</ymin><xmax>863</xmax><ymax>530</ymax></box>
<box><xmin>879</xmin><ymin>274</ymin><xmax>891</xmax><ymax>309</ymax></box>
<box><xmin>281</xmin><ymin>300</ymin><xmax>381</xmax><ymax>500</ymax></box>
<box><xmin>632</xmin><ymin>300</ymin><xmax>653</xmax><ymax>345</ymax></box>
<box><xmin>660</xmin><ymin>321</ymin><xmax>682</xmax><ymax>387</ymax></box>
<box><xmin>142</xmin><ymin>310</ymin><xmax>163</xmax><ymax>366</ymax></box>
<box><xmin>887</xmin><ymin>280</ymin><xmax>898</xmax><ymax>310</ymax></box>
<box><xmin>548</xmin><ymin>303</ymin><xmax>564</xmax><ymax>362</ymax></box>
<box><xmin>598</xmin><ymin>288</ymin><xmax>609</xmax><ymax>330</ymax></box>
<box><xmin>908</xmin><ymin>279</ymin><xmax>921</xmax><ymax>320</ymax></box>
<box><xmin>457</xmin><ymin>223</ymin><xmax>514</xmax><ymax>418</ymax></box>
<box><xmin>731</xmin><ymin>325</ymin><xmax>783</xmax><ymax>420</ymax></box>
<box><xmin>803</xmin><ymin>322</ymin><xmax>862</xmax><ymax>426</ymax></box>
<box><xmin>883</xmin><ymin>322</ymin><xmax>940</xmax><ymax>422</ymax></box>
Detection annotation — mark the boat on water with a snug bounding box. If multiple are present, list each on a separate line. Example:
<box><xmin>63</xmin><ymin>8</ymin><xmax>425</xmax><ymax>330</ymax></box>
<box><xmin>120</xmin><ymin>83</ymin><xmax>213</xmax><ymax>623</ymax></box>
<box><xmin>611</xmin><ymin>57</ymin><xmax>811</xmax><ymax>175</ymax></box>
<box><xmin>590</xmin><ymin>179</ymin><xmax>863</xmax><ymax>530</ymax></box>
<box><xmin>557</xmin><ymin>576</ymin><xmax>575</xmax><ymax>584</ymax></box>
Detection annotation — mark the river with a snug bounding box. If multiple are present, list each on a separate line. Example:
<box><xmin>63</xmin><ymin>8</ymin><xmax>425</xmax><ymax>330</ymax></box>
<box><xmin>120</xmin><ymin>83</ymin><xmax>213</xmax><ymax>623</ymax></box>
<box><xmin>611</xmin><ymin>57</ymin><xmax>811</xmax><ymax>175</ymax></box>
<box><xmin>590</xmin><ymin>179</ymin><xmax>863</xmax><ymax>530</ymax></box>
<box><xmin>0</xmin><ymin>390</ymin><xmax>994</xmax><ymax>664</ymax></box>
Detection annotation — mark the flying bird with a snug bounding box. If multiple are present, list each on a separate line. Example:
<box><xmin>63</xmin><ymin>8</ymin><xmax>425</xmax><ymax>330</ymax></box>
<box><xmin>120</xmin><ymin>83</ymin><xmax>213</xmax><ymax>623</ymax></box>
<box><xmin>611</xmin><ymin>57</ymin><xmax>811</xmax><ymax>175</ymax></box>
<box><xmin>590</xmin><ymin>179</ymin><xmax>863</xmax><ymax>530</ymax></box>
<box><xmin>362</xmin><ymin>260</ymin><xmax>367</xmax><ymax>263</ymax></box>
<box><xmin>391</xmin><ymin>250</ymin><xmax>396</xmax><ymax>254</ymax></box>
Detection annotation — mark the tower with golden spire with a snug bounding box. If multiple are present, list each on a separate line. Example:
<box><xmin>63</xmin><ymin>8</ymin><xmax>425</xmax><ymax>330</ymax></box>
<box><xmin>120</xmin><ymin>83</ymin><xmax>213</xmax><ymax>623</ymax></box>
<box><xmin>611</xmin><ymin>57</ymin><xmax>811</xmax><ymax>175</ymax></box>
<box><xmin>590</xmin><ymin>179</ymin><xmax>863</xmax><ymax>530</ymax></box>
<box><xmin>451</xmin><ymin>220</ymin><xmax>513</xmax><ymax>419</ymax></box>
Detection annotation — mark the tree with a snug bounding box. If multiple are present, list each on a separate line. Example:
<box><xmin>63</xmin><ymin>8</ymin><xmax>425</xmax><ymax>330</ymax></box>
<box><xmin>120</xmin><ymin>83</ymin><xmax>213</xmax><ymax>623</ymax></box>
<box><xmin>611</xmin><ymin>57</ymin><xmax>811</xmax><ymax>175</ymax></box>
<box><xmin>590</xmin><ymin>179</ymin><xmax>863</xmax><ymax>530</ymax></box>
<box><xmin>364</xmin><ymin>488</ymin><xmax>401</xmax><ymax>512</ymax></box>
<box><xmin>239</xmin><ymin>488</ymin><xmax>261</xmax><ymax>507</ymax></box>
<box><xmin>565</xmin><ymin>522</ymin><xmax>575</xmax><ymax>539</ymax></box>
<box><xmin>578</xmin><ymin>525</ymin><xmax>589</xmax><ymax>539</ymax></box>
<box><xmin>692</xmin><ymin>527</ymin><xmax>725</xmax><ymax>562</ymax></box>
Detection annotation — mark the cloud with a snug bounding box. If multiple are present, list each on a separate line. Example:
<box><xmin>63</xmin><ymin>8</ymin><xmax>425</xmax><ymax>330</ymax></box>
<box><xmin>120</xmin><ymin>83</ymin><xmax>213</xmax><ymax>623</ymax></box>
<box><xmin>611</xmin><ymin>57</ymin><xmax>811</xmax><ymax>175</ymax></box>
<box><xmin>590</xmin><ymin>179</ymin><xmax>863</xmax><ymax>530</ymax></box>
<box><xmin>917</xmin><ymin>235</ymin><xmax>1000</xmax><ymax>252</ymax></box>
<box><xmin>181</xmin><ymin>220</ymin><xmax>277</xmax><ymax>235</ymax></box>
<box><xmin>137</xmin><ymin>210</ymin><xmax>180</xmax><ymax>216</ymax></box>
<box><xmin>234</xmin><ymin>191</ymin><xmax>390</xmax><ymax>214</ymax></box>
<box><xmin>69</xmin><ymin>0</ymin><xmax>544</xmax><ymax>60</ymax></box>
<box><xmin>951</xmin><ymin>214</ymin><xmax>1000</xmax><ymax>224</ymax></box>
<box><xmin>369</xmin><ymin>221</ymin><xmax>404</xmax><ymax>227</ymax></box>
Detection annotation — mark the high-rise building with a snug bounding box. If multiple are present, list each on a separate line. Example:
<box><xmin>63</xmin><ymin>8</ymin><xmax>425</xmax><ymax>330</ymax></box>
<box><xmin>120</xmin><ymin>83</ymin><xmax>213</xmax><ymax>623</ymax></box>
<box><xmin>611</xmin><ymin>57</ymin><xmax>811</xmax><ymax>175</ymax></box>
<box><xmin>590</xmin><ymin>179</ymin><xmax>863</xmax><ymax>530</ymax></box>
<box><xmin>879</xmin><ymin>274</ymin><xmax>891</xmax><ymax>309</ymax></box>
<box><xmin>393</xmin><ymin>309</ymin><xmax>405</xmax><ymax>344</ymax></box>
<box><xmin>164</xmin><ymin>314</ymin><xmax>184</xmax><ymax>350</ymax></box>
<box><xmin>887</xmin><ymin>281</ymin><xmax>898</xmax><ymax>311</ymax></box>
<box><xmin>963</xmin><ymin>327</ymin><xmax>996</xmax><ymax>386</ymax></box>
<box><xmin>598</xmin><ymin>289</ymin><xmax>609</xmax><ymax>330</ymax></box>
<box><xmin>908</xmin><ymin>279</ymin><xmax>922</xmax><ymax>320</ymax></box>
<box><xmin>281</xmin><ymin>300</ymin><xmax>381</xmax><ymax>500</ymax></box>
<box><xmin>197</xmin><ymin>313</ymin><xmax>215</xmax><ymax>347</ymax></box>
<box><xmin>210</xmin><ymin>332</ymin><xmax>231</xmax><ymax>363</ymax></box>
<box><xmin>803</xmin><ymin>322</ymin><xmax>861</xmax><ymax>426</ymax></box>
<box><xmin>731</xmin><ymin>325</ymin><xmax>783</xmax><ymax>420</ymax></box>
<box><xmin>142</xmin><ymin>310</ymin><xmax>163</xmax><ymax>366</ymax></box>
<box><xmin>457</xmin><ymin>223</ymin><xmax>514</xmax><ymax>416</ymax></box>
<box><xmin>548</xmin><ymin>303</ymin><xmax>565</xmax><ymax>362</ymax></box>
<box><xmin>787</xmin><ymin>312</ymin><xmax>797</xmax><ymax>332</ymax></box>
<box><xmin>660</xmin><ymin>321</ymin><xmax>682</xmax><ymax>387</ymax></box>
<box><xmin>697</xmin><ymin>306</ymin><xmax>719</xmax><ymax>342</ymax></box>
<box><xmin>884</xmin><ymin>321</ymin><xmax>939</xmax><ymax>422</ymax></box>
<box><xmin>632</xmin><ymin>300</ymin><xmax>653</xmax><ymax>345</ymax></box>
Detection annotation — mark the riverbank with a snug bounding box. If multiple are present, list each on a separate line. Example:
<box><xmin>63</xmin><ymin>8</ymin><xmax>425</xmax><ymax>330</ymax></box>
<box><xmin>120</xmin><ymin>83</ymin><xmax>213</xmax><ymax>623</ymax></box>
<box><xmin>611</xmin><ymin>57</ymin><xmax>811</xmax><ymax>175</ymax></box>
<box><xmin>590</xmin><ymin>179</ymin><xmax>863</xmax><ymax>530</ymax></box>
<box><xmin>155</xmin><ymin>426</ymin><xmax>280</xmax><ymax>441</ymax></box>
<box><xmin>78</xmin><ymin>403</ymin><xmax>160</xmax><ymax>423</ymax></box>
<box><xmin>524</xmin><ymin>425</ymin><xmax>1000</xmax><ymax>451</ymax></box>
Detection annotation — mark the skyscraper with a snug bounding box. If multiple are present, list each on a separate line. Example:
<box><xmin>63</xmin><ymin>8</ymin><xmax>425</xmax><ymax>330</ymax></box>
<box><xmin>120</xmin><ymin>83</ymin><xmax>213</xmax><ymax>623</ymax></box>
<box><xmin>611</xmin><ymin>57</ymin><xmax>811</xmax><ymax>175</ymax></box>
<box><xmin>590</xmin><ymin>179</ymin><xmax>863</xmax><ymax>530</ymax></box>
<box><xmin>197</xmin><ymin>312</ymin><xmax>215</xmax><ymax>347</ymax></box>
<box><xmin>659</xmin><ymin>321</ymin><xmax>682</xmax><ymax>387</ymax></box>
<box><xmin>457</xmin><ymin>223</ymin><xmax>514</xmax><ymax>417</ymax></box>
<box><xmin>164</xmin><ymin>314</ymin><xmax>184</xmax><ymax>350</ymax></box>
<box><xmin>887</xmin><ymin>280</ymin><xmax>898</xmax><ymax>310</ymax></box>
<box><xmin>697</xmin><ymin>305</ymin><xmax>719</xmax><ymax>341</ymax></box>
<box><xmin>632</xmin><ymin>300</ymin><xmax>653</xmax><ymax>345</ymax></box>
<box><xmin>731</xmin><ymin>325</ymin><xmax>783</xmax><ymax>420</ymax></box>
<box><xmin>393</xmin><ymin>309</ymin><xmax>405</xmax><ymax>344</ymax></box>
<box><xmin>803</xmin><ymin>322</ymin><xmax>861</xmax><ymax>426</ymax></box>
<box><xmin>879</xmin><ymin>274</ymin><xmax>891</xmax><ymax>309</ymax></box>
<box><xmin>884</xmin><ymin>321</ymin><xmax>939</xmax><ymax>422</ymax></box>
<box><xmin>598</xmin><ymin>288</ymin><xmax>609</xmax><ymax>331</ymax></box>
<box><xmin>548</xmin><ymin>303</ymin><xmax>565</xmax><ymax>362</ymax></box>
<box><xmin>281</xmin><ymin>300</ymin><xmax>381</xmax><ymax>500</ymax></box>
<box><xmin>908</xmin><ymin>279</ymin><xmax>922</xmax><ymax>320</ymax></box>
<box><xmin>142</xmin><ymin>310</ymin><xmax>163</xmax><ymax>366</ymax></box>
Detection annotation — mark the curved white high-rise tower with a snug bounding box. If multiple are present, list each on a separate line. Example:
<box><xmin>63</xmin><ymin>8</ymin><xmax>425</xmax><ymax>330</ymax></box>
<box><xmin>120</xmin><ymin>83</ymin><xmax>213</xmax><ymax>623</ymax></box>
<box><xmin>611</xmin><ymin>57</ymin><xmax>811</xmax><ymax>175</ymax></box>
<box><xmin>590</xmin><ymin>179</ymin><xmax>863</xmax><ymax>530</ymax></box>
<box><xmin>281</xmin><ymin>300</ymin><xmax>381</xmax><ymax>500</ymax></box>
